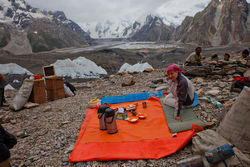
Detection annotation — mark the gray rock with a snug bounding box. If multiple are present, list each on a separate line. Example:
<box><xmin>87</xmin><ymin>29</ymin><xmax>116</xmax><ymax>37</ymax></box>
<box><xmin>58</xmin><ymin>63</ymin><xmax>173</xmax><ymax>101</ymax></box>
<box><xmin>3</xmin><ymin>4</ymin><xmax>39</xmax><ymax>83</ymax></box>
<box><xmin>196</xmin><ymin>88</ymin><xmax>204</xmax><ymax>96</ymax></box>
<box><xmin>209</xmin><ymin>75</ymin><xmax>223</xmax><ymax>79</ymax></box>
<box><xmin>16</xmin><ymin>131</ymin><xmax>29</xmax><ymax>138</ymax></box>
<box><xmin>152</xmin><ymin>79</ymin><xmax>164</xmax><ymax>84</ymax></box>
<box><xmin>233</xmin><ymin>74</ymin><xmax>241</xmax><ymax>78</ymax></box>
<box><xmin>150</xmin><ymin>84</ymin><xmax>157</xmax><ymax>88</ymax></box>
<box><xmin>236</xmin><ymin>67</ymin><xmax>247</xmax><ymax>73</ymax></box>
<box><xmin>201</xmin><ymin>111</ymin><xmax>208</xmax><ymax>118</ymax></box>
<box><xmin>212</xmin><ymin>118</ymin><xmax>218</xmax><ymax>122</ymax></box>
<box><xmin>206</xmin><ymin>90</ymin><xmax>220</xmax><ymax>96</ymax></box>
<box><xmin>155</xmin><ymin>85</ymin><xmax>167</xmax><ymax>91</ymax></box>
<box><xmin>65</xmin><ymin>144</ymin><xmax>74</xmax><ymax>154</ymax></box>
<box><xmin>199</xmin><ymin>97</ymin><xmax>210</xmax><ymax>103</ymax></box>
<box><xmin>226</xmin><ymin>69</ymin><xmax>236</xmax><ymax>75</ymax></box>
<box><xmin>76</xmin><ymin>162</ymin><xmax>88</xmax><ymax>167</ymax></box>
<box><xmin>244</xmin><ymin>69</ymin><xmax>250</xmax><ymax>77</ymax></box>
<box><xmin>42</xmin><ymin>105</ymin><xmax>52</xmax><ymax>112</ymax></box>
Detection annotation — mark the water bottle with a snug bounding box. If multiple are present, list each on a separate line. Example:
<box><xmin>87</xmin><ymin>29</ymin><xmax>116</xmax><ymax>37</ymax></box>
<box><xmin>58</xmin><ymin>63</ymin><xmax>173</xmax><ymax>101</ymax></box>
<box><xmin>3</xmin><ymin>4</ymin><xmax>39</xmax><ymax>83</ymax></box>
<box><xmin>177</xmin><ymin>155</ymin><xmax>204</xmax><ymax>167</ymax></box>
<box><xmin>104</xmin><ymin>108</ymin><xmax>118</xmax><ymax>134</ymax></box>
<box><xmin>97</xmin><ymin>105</ymin><xmax>109</xmax><ymax>130</ymax></box>
<box><xmin>205</xmin><ymin>144</ymin><xmax>234</xmax><ymax>164</ymax></box>
<box><xmin>207</xmin><ymin>96</ymin><xmax>223</xmax><ymax>108</ymax></box>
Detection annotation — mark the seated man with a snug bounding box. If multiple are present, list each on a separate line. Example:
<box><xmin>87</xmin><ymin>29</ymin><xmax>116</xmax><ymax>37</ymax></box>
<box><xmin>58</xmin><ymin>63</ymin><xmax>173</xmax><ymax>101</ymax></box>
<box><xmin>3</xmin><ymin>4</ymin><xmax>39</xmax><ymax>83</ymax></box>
<box><xmin>0</xmin><ymin>124</ymin><xmax>17</xmax><ymax>167</ymax></box>
<box><xmin>185</xmin><ymin>47</ymin><xmax>204</xmax><ymax>66</ymax></box>
<box><xmin>0</xmin><ymin>73</ymin><xmax>7</xmax><ymax>107</ymax></box>
<box><xmin>224</xmin><ymin>53</ymin><xmax>230</xmax><ymax>61</ymax></box>
<box><xmin>242</xmin><ymin>49</ymin><xmax>249</xmax><ymax>60</ymax></box>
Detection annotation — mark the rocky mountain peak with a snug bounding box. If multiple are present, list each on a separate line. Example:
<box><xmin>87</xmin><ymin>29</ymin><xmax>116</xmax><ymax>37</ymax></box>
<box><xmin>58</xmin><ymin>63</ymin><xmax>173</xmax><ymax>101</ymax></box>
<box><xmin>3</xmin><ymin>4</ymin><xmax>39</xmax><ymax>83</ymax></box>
<box><xmin>174</xmin><ymin>0</ymin><xmax>250</xmax><ymax>46</ymax></box>
<box><xmin>0</xmin><ymin>0</ymin><xmax>91</xmax><ymax>54</ymax></box>
<box><xmin>131</xmin><ymin>15</ymin><xmax>174</xmax><ymax>41</ymax></box>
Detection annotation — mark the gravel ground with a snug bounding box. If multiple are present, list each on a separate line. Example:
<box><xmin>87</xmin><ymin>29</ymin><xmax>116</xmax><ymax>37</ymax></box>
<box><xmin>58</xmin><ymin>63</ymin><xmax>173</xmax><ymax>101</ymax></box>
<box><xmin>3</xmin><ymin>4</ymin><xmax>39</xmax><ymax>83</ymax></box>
<box><xmin>0</xmin><ymin>69</ymin><xmax>241</xmax><ymax>167</ymax></box>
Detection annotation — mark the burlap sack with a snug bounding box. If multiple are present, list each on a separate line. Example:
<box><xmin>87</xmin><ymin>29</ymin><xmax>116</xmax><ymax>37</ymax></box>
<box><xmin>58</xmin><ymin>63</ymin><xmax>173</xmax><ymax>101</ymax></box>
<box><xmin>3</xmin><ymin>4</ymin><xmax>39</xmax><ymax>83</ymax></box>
<box><xmin>192</xmin><ymin>129</ymin><xmax>250</xmax><ymax>167</ymax></box>
<box><xmin>217</xmin><ymin>86</ymin><xmax>250</xmax><ymax>152</ymax></box>
<box><xmin>10</xmin><ymin>79</ymin><xmax>34</xmax><ymax>111</ymax></box>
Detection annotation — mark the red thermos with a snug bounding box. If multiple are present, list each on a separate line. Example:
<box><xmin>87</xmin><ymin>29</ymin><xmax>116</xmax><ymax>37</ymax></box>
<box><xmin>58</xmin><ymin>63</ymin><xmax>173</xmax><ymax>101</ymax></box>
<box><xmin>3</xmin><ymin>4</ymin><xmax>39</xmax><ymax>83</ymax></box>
<box><xmin>97</xmin><ymin>105</ymin><xmax>108</xmax><ymax>130</ymax></box>
<box><xmin>104</xmin><ymin>108</ymin><xmax>118</xmax><ymax>134</ymax></box>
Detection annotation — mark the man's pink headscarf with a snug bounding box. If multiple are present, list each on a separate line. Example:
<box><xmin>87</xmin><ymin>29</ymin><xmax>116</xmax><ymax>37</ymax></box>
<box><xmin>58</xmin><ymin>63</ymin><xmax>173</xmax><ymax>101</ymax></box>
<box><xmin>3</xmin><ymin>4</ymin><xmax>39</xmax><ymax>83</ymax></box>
<box><xmin>166</xmin><ymin>65</ymin><xmax>184</xmax><ymax>74</ymax></box>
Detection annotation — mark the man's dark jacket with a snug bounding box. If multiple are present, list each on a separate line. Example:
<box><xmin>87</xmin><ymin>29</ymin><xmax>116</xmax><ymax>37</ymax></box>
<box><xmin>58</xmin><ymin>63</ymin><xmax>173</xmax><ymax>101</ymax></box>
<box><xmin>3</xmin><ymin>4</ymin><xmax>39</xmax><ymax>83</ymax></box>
<box><xmin>0</xmin><ymin>124</ymin><xmax>17</xmax><ymax>162</ymax></box>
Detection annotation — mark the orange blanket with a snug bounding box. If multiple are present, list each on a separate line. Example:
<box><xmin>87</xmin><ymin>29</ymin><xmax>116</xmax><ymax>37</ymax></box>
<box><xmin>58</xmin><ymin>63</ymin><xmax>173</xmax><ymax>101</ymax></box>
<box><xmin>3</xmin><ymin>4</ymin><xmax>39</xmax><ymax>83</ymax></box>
<box><xmin>69</xmin><ymin>97</ymin><xmax>196</xmax><ymax>162</ymax></box>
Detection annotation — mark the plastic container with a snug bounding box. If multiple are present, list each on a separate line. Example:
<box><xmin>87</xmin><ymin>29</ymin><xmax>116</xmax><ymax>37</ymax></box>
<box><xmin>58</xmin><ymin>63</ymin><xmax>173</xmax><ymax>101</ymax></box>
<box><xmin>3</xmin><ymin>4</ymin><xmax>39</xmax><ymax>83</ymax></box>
<box><xmin>88</xmin><ymin>99</ymin><xmax>101</xmax><ymax>108</ymax></box>
<box><xmin>207</xmin><ymin>96</ymin><xmax>223</xmax><ymax>108</ymax></box>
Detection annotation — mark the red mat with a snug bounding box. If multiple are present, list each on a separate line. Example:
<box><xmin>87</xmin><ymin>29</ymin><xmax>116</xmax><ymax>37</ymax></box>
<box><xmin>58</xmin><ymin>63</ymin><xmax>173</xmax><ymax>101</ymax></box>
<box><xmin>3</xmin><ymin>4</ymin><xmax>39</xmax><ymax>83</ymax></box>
<box><xmin>69</xmin><ymin>97</ymin><xmax>196</xmax><ymax>162</ymax></box>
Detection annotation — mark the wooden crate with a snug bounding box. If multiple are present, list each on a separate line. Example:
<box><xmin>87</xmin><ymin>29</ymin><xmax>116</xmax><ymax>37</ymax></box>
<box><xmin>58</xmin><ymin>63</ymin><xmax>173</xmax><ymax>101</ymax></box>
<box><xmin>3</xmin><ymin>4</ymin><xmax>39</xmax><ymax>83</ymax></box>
<box><xmin>45</xmin><ymin>76</ymin><xmax>65</xmax><ymax>100</ymax></box>
<box><xmin>45</xmin><ymin>76</ymin><xmax>64</xmax><ymax>89</ymax></box>
<box><xmin>47</xmin><ymin>88</ymin><xmax>65</xmax><ymax>101</ymax></box>
<box><xmin>29</xmin><ymin>79</ymin><xmax>47</xmax><ymax>104</ymax></box>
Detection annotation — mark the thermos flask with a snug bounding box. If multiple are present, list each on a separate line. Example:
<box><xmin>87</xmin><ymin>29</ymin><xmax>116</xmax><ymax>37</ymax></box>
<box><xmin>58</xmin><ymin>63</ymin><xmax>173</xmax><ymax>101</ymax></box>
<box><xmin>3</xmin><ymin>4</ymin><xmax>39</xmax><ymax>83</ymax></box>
<box><xmin>97</xmin><ymin>105</ymin><xmax>109</xmax><ymax>130</ymax></box>
<box><xmin>104</xmin><ymin>108</ymin><xmax>118</xmax><ymax>134</ymax></box>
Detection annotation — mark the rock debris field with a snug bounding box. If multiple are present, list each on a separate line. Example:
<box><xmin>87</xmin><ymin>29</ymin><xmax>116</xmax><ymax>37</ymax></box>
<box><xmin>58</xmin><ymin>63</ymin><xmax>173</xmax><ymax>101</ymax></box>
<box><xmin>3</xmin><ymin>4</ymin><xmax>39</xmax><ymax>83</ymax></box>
<box><xmin>0</xmin><ymin>69</ymin><xmax>243</xmax><ymax>167</ymax></box>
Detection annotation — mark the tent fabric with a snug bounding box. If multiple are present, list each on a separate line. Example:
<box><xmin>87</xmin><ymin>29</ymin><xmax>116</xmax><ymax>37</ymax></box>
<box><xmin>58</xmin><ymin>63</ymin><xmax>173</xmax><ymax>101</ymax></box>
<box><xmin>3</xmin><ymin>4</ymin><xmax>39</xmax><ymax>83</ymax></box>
<box><xmin>100</xmin><ymin>91</ymin><xmax>164</xmax><ymax>104</ymax></box>
<box><xmin>69</xmin><ymin>96</ymin><xmax>196</xmax><ymax>162</ymax></box>
<box><xmin>160</xmin><ymin>98</ymin><xmax>204</xmax><ymax>133</ymax></box>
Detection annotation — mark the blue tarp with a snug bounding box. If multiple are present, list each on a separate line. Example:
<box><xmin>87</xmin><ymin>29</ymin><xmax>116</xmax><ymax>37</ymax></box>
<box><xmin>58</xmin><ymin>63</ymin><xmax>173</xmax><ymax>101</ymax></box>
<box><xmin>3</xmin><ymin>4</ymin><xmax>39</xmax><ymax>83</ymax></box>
<box><xmin>101</xmin><ymin>91</ymin><xmax>198</xmax><ymax>107</ymax></box>
<box><xmin>100</xmin><ymin>90</ymin><xmax>164</xmax><ymax>104</ymax></box>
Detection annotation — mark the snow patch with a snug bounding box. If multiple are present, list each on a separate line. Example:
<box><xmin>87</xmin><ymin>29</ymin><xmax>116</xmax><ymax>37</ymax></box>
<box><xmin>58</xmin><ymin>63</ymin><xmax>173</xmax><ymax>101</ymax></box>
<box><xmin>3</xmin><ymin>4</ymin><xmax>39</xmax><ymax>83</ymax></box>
<box><xmin>0</xmin><ymin>63</ymin><xmax>33</xmax><ymax>75</ymax></box>
<box><xmin>52</xmin><ymin>57</ymin><xmax>107</xmax><ymax>79</ymax></box>
<box><xmin>119</xmin><ymin>62</ymin><xmax>153</xmax><ymax>73</ymax></box>
<box><xmin>15</xmin><ymin>0</ymin><xmax>26</xmax><ymax>9</ymax></box>
<box><xmin>5</xmin><ymin>84</ymin><xmax>15</xmax><ymax>90</ymax></box>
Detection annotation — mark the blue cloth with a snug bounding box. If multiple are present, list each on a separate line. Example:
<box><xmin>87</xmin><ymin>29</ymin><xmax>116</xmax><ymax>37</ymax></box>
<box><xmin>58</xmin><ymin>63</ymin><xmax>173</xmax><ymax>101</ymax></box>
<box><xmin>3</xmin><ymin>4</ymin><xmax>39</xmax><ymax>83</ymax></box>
<box><xmin>101</xmin><ymin>90</ymin><xmax>164</xmax><ymax>104</ymax></box>
<box><xmin>192</xmin><ymin>92</ymin><xmax>198</xmax><ymax>108</ymax></box>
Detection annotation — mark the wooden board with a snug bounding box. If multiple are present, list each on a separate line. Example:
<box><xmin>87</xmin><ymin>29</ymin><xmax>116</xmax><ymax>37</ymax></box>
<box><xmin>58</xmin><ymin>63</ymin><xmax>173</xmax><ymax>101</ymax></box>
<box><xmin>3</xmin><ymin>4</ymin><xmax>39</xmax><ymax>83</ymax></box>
<box><xmin>42</xmin><ymin>65</ymin><xmax>55</xmax><ymax>77</ymax></box>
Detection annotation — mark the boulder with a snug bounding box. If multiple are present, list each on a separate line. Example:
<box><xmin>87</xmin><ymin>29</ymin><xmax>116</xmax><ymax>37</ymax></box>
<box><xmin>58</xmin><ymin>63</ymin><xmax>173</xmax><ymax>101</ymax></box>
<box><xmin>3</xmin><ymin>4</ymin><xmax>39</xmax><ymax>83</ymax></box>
<box><xmin>152</xmin><ymin>79</ymin><xmax>164</xmax><ymax>84</ymax></box>
<box><xmin>143</xmin><ymin>68</ymin><xmax>154</xmax><ymax>72</ymax></box>
<box><xmin>206</xmin><ymin>90</ymin><xmax>220</xmax><ymax>96</ymax></box>
<box><xmin>121</xmin><ymin>75</ymin><xmax>135</xmax><ymax>87</ymax></box>
<box><xmin>118</xmin><ymin>72</ymin><xmax>126</xmax><ymax>75</ymax></box>
<box><xmin>155</xmin><ymin>85</ymin><xmax>167</xmax><ymax>91</ymax></box>
<box><xmin>128</xmin><ymin>70</ymin><xmax>138</xmax><ymax>74</ymax></box>
<box><xmin>183</xmin><ymin>66</ymin><xmax>212</xmax><ymax>77</ymax></box>
<box><xmin>196</xmin><ymin>88</ymin><xmax>204</xmax><ymax>96</ymax></box>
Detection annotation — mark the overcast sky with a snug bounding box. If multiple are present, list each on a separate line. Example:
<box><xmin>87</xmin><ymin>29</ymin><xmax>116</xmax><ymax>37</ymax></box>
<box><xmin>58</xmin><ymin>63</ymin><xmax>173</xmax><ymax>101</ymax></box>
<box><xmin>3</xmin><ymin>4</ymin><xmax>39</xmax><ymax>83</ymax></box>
<box><xmin>26</xmin><ymin>0</ymin><xmax>250</xmax><ymax>25</ymax></box>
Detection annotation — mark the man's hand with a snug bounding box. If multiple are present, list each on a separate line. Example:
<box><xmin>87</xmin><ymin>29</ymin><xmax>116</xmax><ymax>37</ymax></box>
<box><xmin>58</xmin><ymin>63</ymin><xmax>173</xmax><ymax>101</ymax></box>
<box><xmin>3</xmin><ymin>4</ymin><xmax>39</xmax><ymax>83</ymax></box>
<box><xmin>174</xmin><ymin>116</ymin><xmax>181</xmax><ymax>121</ymax></box>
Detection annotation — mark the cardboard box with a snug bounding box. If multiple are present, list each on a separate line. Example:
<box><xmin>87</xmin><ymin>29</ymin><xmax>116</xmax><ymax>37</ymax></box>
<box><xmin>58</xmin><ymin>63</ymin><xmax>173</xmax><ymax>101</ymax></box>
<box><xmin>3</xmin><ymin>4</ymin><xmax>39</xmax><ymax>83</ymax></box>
<box><xmin>29</xmin><ymin>79</ymin><xmax>47</xmax><ymax>104</ymax></box>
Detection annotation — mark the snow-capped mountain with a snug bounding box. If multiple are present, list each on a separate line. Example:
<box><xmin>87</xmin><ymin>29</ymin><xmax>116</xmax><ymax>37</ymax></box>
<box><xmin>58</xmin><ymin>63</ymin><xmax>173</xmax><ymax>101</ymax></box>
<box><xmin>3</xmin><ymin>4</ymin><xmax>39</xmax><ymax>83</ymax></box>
<box><xmin>81</xmin><ymin>14</ymin><xmax>173</xmax><ymax>39</ymax></box>
<box><xmin>131</xmin><ymin>15</ymin><xmax>175</xmax><ymax>41</ymax></box>
<box><xmin>0</xmin><ymin>0</ymin><xmax>91</xmax><ymax>54</ymax></box>
<box><xmin>81</xmin><ymin>20</ymin><xmax>141</xmax><ymax>39</ymax></box>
